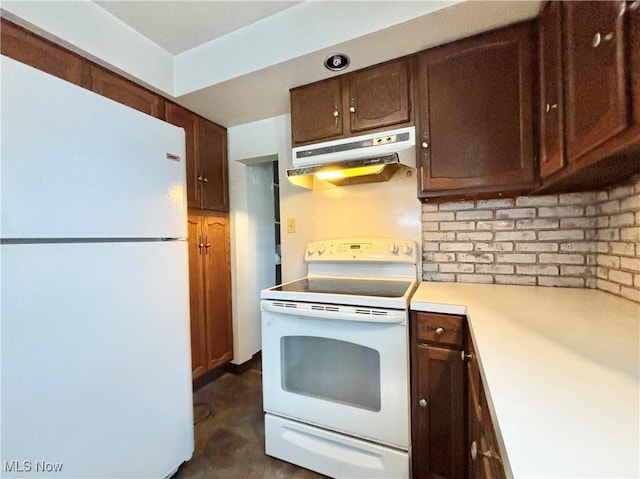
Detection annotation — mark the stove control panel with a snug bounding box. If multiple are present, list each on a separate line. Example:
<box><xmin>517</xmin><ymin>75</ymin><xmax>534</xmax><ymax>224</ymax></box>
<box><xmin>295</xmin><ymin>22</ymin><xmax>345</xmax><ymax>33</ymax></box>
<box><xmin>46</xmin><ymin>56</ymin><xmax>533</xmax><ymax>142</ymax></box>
<box><xmin>305</xmin><ymin>238</ymin><xmax>418</xmax><ymax>263</ymax></box>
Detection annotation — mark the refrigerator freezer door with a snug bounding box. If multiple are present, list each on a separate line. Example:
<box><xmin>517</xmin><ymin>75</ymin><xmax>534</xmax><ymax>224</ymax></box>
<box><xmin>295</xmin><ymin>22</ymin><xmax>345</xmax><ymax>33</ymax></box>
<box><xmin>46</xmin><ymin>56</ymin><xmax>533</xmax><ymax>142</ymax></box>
<box><xmin>1</xmin><ymin>55</ymin><xmax>187</xmax><ymax>240</ymax></box>
<box><xmin>1</xmin><ymin>241</ymin><xmax>194</xmax><ymax>478</ymax></box>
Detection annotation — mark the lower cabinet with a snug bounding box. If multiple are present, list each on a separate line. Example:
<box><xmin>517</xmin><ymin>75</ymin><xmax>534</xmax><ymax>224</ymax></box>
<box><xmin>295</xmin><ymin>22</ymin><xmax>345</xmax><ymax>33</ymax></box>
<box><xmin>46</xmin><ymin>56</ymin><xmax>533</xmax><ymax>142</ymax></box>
<box><xmin>188</xmin><ymin>213</ymin><xmax>233</xmax><ymax>379</ymax></box>
<box><xmin>411</xmin><ymin>312</ymin><xmax>466</xmax><ymax>479</ymax></box>
<box><xmin>411</xmin><ymin>313</ymin><xmax>506</xmax><ymax>479</ymax></box>
<box><xmin>466</xmin><ymin>331</ymin><xmax>505</xmax><ymax>479</ymax></box>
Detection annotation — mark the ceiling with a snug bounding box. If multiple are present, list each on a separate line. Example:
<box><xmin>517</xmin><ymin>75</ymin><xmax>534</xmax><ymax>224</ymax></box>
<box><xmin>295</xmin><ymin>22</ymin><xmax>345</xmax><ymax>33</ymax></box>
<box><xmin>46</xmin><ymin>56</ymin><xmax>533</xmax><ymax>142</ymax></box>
<box><xmin>3</xmin><ymin>1</ymin><xmax>543</xmax><ymax>128</ymax></box>
<box><xmin>94</xmin><ymin>1</ymin><xmax>302</xmax><ymax>55</ymax></box>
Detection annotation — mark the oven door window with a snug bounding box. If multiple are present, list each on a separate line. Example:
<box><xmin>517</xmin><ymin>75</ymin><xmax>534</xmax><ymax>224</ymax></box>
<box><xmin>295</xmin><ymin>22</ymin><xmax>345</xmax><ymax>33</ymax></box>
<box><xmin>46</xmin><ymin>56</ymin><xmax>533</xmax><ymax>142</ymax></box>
<box><xmin>280</xmin><ymin>336</ymin><xmax>381</xmax><ymax>412</ymax></box>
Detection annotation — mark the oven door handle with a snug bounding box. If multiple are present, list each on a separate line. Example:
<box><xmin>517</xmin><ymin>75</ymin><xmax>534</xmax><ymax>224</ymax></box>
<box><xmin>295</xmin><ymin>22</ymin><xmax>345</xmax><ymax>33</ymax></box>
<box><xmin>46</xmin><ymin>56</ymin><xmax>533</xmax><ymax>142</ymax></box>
<box><xmin>261</xmin><ymin>300</ymin><xmax>406</xmax><ymax>324</ymax></box>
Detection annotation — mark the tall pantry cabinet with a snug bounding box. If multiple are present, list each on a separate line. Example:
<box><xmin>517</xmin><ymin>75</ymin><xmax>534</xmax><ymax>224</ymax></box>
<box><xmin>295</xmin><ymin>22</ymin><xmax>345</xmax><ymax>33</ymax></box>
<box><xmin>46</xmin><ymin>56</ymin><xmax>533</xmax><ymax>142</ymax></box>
<box><xmin>165</xmin><ymin>102</ymin><xmax>233</xmax><ymax>381</ymax></box>
<box><xmin>187</xmin><ymin>214</ymin><xmax>233</xmax><ymax>378</ymax></box>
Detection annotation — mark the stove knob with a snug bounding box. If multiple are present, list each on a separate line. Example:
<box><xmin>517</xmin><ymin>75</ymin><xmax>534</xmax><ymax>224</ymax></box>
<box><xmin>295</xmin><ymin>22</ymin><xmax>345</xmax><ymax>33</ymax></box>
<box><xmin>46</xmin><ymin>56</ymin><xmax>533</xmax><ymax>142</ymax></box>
<box><xmin>317</xmin><ymin>244</ymin><xmax>326</xmax><ymax>255</ymax></box>
<box><xmin>306</xmin><ymin>245</ymin><xmax>316</xmax><ymax>256</ymax></box>
<box><xmin>387</xmin><ymin>243</ymin><xmax>399</xmax><ymax>255</ymax></box>
<box><xmin>399</xmin><ymin>243</ymin><xmax>413</xmax><ymax>255</ymax></box>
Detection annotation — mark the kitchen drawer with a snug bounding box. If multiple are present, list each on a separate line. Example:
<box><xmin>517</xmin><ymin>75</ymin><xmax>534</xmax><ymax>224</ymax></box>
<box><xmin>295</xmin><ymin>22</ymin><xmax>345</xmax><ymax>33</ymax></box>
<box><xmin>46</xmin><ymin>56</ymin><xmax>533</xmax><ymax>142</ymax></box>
<box><xmin>415</xmin><ymin>312</ymin><xmax>464</xmax><ymax>348</ymax></box>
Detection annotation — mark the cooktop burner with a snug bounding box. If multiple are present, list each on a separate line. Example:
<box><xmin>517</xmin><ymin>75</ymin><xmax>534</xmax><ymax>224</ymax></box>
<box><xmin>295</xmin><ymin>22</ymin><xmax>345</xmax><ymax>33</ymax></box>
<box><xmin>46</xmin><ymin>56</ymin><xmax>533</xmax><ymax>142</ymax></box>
<box><xmin>271</xmin><ymin>277</ymin><xmax>413</xmax><ymax>298</ymax></box>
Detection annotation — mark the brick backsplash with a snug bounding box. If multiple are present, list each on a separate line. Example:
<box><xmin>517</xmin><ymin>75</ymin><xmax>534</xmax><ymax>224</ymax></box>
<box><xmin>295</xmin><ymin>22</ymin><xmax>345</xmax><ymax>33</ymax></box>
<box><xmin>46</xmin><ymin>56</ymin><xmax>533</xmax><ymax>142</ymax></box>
<box><xmin>421</xmin><ymin>175</ymin><xmax>640</xmax><ymax>304</ymax></box>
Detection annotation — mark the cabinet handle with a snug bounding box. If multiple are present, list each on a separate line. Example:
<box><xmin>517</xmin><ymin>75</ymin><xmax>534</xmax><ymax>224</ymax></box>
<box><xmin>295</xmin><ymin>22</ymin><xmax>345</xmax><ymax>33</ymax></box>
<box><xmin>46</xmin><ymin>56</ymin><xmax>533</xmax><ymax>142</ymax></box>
<box><xmin>198</xmin><ymin>236</ymin><xmax>204</xmax><ymax>252</ymax></box>
<box><xmin>471</xmin><ymin>440</ymin><xmax>497</xmax><ymax>461</ymax></box>
<box><xmin>471</xmin><ymin>440</ymin><xmax>478</xmax><ymax>461</ymax></box>
<box><xmin>545</xmin><ymin>103</ymin><xmax>558</xmax><ymax>113</ymax></box>
<box><xmin>419</xmin><ymin>398</ymin><xmax>428</xmax><ymax>408</ymax></box>
<box><xmin>421</xmin><ymin>141</ymin><xmax>429</xmax><ymax>149</ymax></box>
<box><xmin>197</xmin><ymin>175</ymin><xmax>204</xmax><ymax>182</ymax></box>
<box><xmin>592</xmin><ymin>31</ymin><xmax>614</xmax><ymax>48</ymax></box>
<box><xmin>204</xmin><ymin>237</ymin><xmax>210</xmax><ymax>253</ymax></box>
<box><xmin>422</xmin><ymin>325</ymin><xmax>454</xmax><ymax>334</ymax></box>
<box><xmin>333</xmin><ymin>105</ymin><xmax>340</xmax><ymax>126</ymax></box>
<box><xmin>333</xmin><ymin>110</ymin><xmax>340</xmax><ymax>118</ymax></box>
<box><xmin>349</xmin><ymin>105</ymin><xmax>356</xmax><ymax>113</ymax></box>
<box><xmin>202</xmin><ymin>177</ymin><xmax>209</xmax><ymax>183</ymax></box>
<box><xmin>461</xmin><ymin>350</ymin><xmax>473</xmax><ymax>361</ymax></box>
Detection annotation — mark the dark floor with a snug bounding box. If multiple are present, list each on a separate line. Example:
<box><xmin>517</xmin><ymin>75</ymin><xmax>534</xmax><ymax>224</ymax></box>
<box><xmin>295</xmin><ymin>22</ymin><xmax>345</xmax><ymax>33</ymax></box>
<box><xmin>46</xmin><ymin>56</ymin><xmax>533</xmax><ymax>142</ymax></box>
<box><xmin>173</xmin><ymin>368</ymin><xmax>327</xmax><ymax>479</ymax></box>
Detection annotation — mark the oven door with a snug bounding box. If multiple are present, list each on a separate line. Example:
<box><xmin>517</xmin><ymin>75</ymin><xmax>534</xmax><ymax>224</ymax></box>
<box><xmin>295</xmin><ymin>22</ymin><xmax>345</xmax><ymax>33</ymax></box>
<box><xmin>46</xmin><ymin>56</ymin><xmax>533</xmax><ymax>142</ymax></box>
<box><xmin>261</xmin><ymin>300</ymin><xmax>409</xmax><ymax>449</ymax></box>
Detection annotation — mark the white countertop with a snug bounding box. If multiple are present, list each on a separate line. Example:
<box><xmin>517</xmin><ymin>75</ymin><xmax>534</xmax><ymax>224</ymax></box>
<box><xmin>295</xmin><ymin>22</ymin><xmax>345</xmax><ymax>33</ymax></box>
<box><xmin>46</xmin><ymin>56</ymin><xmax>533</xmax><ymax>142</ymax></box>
<box><xmin>411</xmin><ymin>282</ymin><xmax>640</xmax><ymax>479</ymax></box>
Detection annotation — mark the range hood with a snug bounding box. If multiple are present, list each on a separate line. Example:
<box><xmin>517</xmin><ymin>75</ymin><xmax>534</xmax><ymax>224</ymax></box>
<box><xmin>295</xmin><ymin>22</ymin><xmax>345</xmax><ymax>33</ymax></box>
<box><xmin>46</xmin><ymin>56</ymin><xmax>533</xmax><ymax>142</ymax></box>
<box><xmin>287</xmin><ymin>126</ymin><xmax>416</xmax><ymax>189</ymax></box>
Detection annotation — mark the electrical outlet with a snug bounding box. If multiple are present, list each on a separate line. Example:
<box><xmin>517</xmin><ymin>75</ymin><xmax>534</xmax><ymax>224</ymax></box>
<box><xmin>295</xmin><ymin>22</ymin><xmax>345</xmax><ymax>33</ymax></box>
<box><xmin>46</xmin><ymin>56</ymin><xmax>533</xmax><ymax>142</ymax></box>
<box><xmin>287</xmin><ymin>218</ymin><xmax>296</xmax><ymax>233</ymax></box>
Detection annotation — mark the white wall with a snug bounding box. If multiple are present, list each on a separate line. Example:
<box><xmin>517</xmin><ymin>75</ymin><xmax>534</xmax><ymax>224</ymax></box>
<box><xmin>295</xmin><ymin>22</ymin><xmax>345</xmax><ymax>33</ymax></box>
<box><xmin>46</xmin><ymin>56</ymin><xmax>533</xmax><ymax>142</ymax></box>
<box><xmin>311</xmin><ymin>175</ymin><xmax>422</xmax><ymax>252</ymax></box>
<box><xmin>227</xmin><ymin>114</ymin><xmax>313</xmax><ymax>364</ymax></box>
<box><xmin>1</xmin><ymin>1</ymin><xmax>174</xmax><ymax>95</ymax></box>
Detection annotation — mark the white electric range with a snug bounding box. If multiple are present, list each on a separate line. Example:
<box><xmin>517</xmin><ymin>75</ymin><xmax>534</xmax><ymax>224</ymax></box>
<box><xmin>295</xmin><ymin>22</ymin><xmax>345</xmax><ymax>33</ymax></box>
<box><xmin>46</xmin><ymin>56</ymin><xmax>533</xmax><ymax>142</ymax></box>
<box><xmin>260</xmin><ymin>237</ymin><xmax>418</xmax><ymax>479</ymax></box>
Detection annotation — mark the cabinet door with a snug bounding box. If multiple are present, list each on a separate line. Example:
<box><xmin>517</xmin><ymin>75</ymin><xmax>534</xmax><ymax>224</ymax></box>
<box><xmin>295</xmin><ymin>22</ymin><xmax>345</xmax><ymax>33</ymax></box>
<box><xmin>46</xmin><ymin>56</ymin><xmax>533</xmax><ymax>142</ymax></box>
<box><xmin>291</xmin><ymin>77</ymin><xmax>343</xmax><ymax>145</ymax></box>
<box><xmin>416</xmin><ymin>22</ymin><xmax>534</xmax><ymax>197</ymax></box>
<box><xmin>202</xmin><ymin>214</ymin><xmax>233</xmax><ymax>370</ymax></box>
<box><xmin>563</xmin><ymin>1</ymin><xmax>628</xmax><ymax>161</ymax></box>
<box><xmin>630</xmin><ymin>0</ymin><xmax>640</xmax><ymax>123</ymax></box>
<box><xmin>90</xmin><ymin>66</ymin><xmax>163</xmax><ymax>118</ymax></box>
<box><xmin>466</xmin><ymin>333</ymin><xmax>505</xmax><ymax>479</ymax></box>
<box><xmin>413</xmin><ymin>345</ymin><xmax>465</xmax><ymax>479</ymax></box>
<box><xmin>538</xmin><ymin>2</ymin><xmax>565</xmax><ymax>178</ymax></box>
<box><xmin>165</xmin><ymin>103</ymin><xmax>200</xmax><ymax>209</ymax></box>
<box><xmin>348</xmin><ymin>59</ymin><xmax>411</xmax><ymax>133</ymax></box>
<box><xmin>1</xmin><ymin>18</ymin><xmax>91</xmax><ymax>89</ymax></box>
<box><xmin>199</xmin><ymin>119</ymin><xmax>229</xmax><ymax>211</ymax></box>
<box><xmin>188</xmin><ymin>216</ymin><xmax>207</xmax><ymax>379</ymax></box>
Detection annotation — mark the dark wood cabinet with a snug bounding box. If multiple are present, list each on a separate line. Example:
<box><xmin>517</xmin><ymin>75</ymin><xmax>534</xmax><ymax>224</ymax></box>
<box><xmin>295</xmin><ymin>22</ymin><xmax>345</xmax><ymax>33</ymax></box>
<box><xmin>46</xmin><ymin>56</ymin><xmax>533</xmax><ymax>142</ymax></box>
<box><xmin>290</xmin><ymin>77</ymin><xmax>344</xmax><ymax>144</ymax></box>
<box><xmin>630</xmin><ymin>0</ymin><xmax>640</xmax><ymax>122</ymax></box>
<box><xmin>538</xmin><ymin>1</ymin><xmax>565</xmax><ymax>178</ymax></box>
<box><xmin>411</xmin><ymin>312</ymin><xmax>466</xmax><ymax>479</ymax></box>
<box><xmin>199</xmin><ymin>119</ymin><xmax>229</xmax><ymax>211</ymax></box>
<box><xmin>535</xmin><ymin>0</ymin><xmax>640</xmax><ymax>194</ymax></box>
<box><xmin>1</xmin><ymin>18</ymin><xmax>91</xmax><ymax>89</ymax></box>
<box><xmin>188</xmin><ymin>213</ymin><xmax>233</xmax><ymax>379</ymax></box>
<box><xmin>347</xmin><ymin>60</ymin><xmax>411</xmax><ymax>133</ymax></box>
<box><xmin>188</xmin><ymin>216</ymin><xmax>208</xmax><ymax>378</ymax></box>
<box><xmin>563</xmin><ymin>1</ymin><xmax>628</xmax><ymax>162</ymax></box>
<box><xmin>166</xmin><ymin>103</ymin><xmax>229</xmax><ymax>211</ymax></box>
<box><xmin>290</xmin><ymin>58</ymin><xmax>412</xmax><ymax>146</ymax></box>
<box><xmin>466</xmin><ymin>331</ymin><xmax>505</xmax><ymax>479</ymax></box>
<box><xmin>416</xmin><ymin>22</ymin><xmax>536</xmax><ymax>199</ymax></box>
<box><xmin>90</xmin><ymin>65</ymin><xmax>163</xmax><ymax>118</ymax></box>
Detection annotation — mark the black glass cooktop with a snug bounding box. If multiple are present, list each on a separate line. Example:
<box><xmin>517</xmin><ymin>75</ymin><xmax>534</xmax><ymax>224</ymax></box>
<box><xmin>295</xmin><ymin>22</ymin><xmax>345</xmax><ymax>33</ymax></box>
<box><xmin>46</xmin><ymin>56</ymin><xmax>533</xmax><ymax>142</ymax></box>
<box><xmin>271</xmin><ymin>277</ymin><xmax>413</xmax><ymax>298</ymax></box>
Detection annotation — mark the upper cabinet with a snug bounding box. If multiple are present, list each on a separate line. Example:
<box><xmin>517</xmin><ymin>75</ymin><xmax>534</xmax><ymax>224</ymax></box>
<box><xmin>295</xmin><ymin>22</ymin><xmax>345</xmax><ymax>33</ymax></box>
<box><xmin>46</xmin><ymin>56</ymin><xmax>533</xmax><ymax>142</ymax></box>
<box><xmin>347</xmin><ymin>60</ymin><xmax>411</xmax><ymax>133</ymax></box>
<box><xmin>290</xmin><ymin>58</ymin><xmax>412</xmax><ymax>146</ymax></box>
<box><xmin>563</xmin><ymin>1</ymin><xmax>628</xmax><ymax>162</ymax></box>
<box><xmin>198</xmin><ymin>120</ymin><xmax>229</xmax><ymax>212</ymax></box>
<box><xmin>1</xmin><ymin>18</ymin><xmax>91</xmax><ymax>89</ymax></box>
<box><xmin>632</xmin><ymin>1</ymin><xmax>640</xmax><ymax>122</ymax></box>
<box><xmin>166</xmin><ymin>103</ymin><xmax>229</xmax><ymax>212</ymax></box>
<box><xmin>290</xmin><ymin>77</ymin><xmax>343</xmax><ymax>145</ymax></box>
<box><xmin>537</xmin><ymin>0</ymin><xmax>640</xmax><ymax>193</ymax></box>
<box><xmin>415</xmin><ymin>22</ymin><xmax>536</xmax><ymax>199</ymax></box>
<box><xmin>90</xmin><ymin>66</ymin><xmax>164</xmax><ymax>119</ymax></box>
<box><xmin>538</xmin><ymin>1</ymin><xmax>565</xmax><ymax>179</ymax></box>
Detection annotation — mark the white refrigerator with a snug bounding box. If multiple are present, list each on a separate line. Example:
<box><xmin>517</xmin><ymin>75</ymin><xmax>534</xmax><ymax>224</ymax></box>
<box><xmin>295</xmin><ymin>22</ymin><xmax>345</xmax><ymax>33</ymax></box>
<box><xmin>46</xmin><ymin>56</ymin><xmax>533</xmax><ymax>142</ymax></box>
<box><xmin>1</xmin><ymin>56</ymin><xmax>194</xmax><ymax>478</ymax></box>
